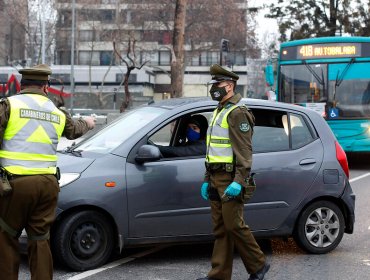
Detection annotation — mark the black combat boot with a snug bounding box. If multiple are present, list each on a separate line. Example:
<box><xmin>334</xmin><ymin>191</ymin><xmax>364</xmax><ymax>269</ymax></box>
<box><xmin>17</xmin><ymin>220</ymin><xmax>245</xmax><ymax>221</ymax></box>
<box><xmin>248</xmin><ymin>263</ymin><xmax>270</xmax><ymax>280</ymax></box>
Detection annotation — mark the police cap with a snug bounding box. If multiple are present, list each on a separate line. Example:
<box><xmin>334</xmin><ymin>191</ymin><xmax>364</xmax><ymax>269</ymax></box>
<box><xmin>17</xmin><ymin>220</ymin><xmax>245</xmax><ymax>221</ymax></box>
<box><xmin>208</xmin><ymin>64</ymin><xmax>239</xmax><ymax>84</ymax></box>
<box><xmin>18</xmin><ymin>64</ymin><xmax>52</xmax><ymax>81</ymax></box>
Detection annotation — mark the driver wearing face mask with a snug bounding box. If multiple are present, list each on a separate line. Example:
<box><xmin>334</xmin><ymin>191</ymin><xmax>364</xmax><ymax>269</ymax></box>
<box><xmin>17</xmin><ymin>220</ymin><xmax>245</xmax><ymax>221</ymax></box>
<box><xmin>157</xmin><ymin>114</ymin><xmax>208</xmax><ymax>158</ymax></box>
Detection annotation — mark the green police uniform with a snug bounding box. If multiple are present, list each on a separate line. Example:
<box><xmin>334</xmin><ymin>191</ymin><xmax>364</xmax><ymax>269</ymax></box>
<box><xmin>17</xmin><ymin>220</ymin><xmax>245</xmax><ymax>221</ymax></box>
<box><xmin>203</xmin><ymin>65</ymin><xmax>266</xmax><ymax>280</ymax></box>
<box><xmin>0</xmin><ymin>64</ymin><xmax>92</xmax><ymax>280</ymax></box>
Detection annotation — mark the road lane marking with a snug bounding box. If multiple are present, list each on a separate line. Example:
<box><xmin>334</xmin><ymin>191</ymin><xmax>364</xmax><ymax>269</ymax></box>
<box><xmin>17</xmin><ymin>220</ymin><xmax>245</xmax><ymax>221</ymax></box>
<box><xmin>67</xmin><ymin>245</ymin><xmax>170</xmax><ymax>280</ymax></box>
<box><xmin>349</xmin><ymin>172</ymin><xmax>370</xmax><ymax>183</ymax></box>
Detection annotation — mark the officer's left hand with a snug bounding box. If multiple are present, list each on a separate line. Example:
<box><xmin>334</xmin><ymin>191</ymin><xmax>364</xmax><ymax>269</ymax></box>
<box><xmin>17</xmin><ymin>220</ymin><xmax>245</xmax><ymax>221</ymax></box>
<box><xmin>224</xmin><ymin>182</ymin><xmax>242</xmax><ymax>197</ymax></box>
<box><xmin>84</xmin><ymin>116</ymin><xmax>96</xmax><ymax>130</ymax></box>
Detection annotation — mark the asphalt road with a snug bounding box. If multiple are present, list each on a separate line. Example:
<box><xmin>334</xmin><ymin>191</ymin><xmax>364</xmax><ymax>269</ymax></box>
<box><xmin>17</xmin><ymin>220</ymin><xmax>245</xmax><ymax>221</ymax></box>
<box><xmin>17</xmin><ymin>153</ymin><xmax>370</xmax><ymax>280</ymax></box>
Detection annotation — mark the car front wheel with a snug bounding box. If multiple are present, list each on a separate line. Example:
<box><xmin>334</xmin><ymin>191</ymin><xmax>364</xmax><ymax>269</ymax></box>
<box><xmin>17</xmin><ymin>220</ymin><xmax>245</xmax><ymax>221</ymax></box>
<box><xmin>52</xmin><ymin>210</ymin><xmax>115</xmax><ymax>271</ymax></box>
<box><xmin>294</xmin><ymin>200</ymin><xmax>345</xmax><ymax>254</ymax></box>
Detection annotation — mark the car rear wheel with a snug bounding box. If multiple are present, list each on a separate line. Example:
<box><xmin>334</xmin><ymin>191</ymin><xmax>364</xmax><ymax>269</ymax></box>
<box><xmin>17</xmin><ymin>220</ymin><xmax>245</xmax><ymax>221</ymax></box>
<box><xmin>52</xmin><ymin>210</ymin><xmax>115</xmax><ymax>271</ymax></box>
<box><xmin>294</xmin><ymin>200</ymin><xmax>345</xmax><ymax>254</ymax></box>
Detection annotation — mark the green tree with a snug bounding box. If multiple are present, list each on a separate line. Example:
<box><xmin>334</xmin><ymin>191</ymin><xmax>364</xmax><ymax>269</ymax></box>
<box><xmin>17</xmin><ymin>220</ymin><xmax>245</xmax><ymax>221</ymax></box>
<box><xmin>349</xmin><ymin>0</ymin><xmax>370</xmax><ymax>36</ymax></box>
<box><xmin>266</xmin><ymin>0</ymin><xmax>350</xmax><ymax>41</ymax></box>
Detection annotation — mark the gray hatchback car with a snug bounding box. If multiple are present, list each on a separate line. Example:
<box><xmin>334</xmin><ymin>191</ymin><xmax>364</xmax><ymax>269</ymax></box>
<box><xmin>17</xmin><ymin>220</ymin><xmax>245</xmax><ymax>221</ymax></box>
<box><xmin>49</xmin><ymin>97</ymin><xmax>355</xmax><ymax>271</ymax></box>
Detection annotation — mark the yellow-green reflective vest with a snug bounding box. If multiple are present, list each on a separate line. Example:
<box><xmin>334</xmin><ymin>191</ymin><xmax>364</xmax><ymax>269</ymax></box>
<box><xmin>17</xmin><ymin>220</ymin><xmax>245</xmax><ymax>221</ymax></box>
<box><xmin>206</xmin><ymin>101</ymin><xmax>246</xmax><ymax>164</ymax></box>
<box><xmin>0</xmin><ymin>94</ymin><xmax>66</xmax><ymax>175</ymax></box>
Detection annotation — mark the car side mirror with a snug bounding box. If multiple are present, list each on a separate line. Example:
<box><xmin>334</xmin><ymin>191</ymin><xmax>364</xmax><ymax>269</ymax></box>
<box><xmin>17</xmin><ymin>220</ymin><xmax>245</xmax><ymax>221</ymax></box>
<box><xmin>135</xmin><ymin>145</ymin><xmax>162</xmax><ymax>164</ymax></box>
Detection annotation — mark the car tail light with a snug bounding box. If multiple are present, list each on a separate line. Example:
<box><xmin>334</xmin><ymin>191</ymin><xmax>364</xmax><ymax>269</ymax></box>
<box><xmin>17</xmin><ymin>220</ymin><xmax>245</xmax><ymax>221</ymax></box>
<box><xmin>335</xmin><ymin>141</ymin><xmax>349</xmax><ymax>178</ymax></box>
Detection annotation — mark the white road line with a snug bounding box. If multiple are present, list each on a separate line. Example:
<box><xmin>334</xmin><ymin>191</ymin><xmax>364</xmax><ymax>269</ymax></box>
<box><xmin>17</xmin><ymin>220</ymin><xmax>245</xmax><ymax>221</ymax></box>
<box><xmin>67</xmin><ymin>245</ymin><xmax>170</xmax><ymax>280</ymax></box>
<box><xmin>349</xmin><ymin>172</ymin><xmax>370</xmax><ymax>183</ymax></box>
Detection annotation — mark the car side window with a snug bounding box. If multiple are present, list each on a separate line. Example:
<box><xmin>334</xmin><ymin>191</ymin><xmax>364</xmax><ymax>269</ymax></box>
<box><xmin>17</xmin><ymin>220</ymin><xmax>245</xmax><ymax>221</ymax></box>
<box><xmin>148</xmin><ymin>111</ymin><xmax>211</xmax><ymax>158</ymax></box>
<box><xmin>149</xmin><ymin>121</ymin><xmax>176</xmax><ymax>146</ymax></box>
<box><xmin>252</xmin><ymin>109</ymin><xmax>289</xmax><ymax>153</ymax></box>
<box><xmin>251</xmin><ymin>109</ymin><xmax>315</xmax><ymax>153</ymax></box>
<box><xmin>289</xmin><ymin>114</ymin><xmax>314</xmax><ymax>149</ymax></box>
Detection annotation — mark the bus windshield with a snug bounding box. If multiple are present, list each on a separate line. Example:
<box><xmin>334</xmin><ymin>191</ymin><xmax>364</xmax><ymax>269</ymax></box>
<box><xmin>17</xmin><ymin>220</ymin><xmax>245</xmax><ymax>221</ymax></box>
<box><xmin>280</xmin><ymin>62</ymin><xmax>370</xmax><ymax>118</ymax></box>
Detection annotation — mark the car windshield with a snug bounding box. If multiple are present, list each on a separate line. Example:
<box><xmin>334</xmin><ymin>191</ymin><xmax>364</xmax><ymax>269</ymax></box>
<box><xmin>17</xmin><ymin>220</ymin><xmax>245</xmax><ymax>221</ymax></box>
<box><xmin>75</xmin><ymin>106</ymin><xmax>168</xmax><ymax>154</ymax></box>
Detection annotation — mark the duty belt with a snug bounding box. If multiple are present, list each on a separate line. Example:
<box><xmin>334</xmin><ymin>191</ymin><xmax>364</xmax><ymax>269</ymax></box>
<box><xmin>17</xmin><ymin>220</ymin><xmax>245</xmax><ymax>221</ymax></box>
<box><xmin>205</xmin><ymin>162</ymin><xmax>234</xmax><ymax>172</ymax></box>
<box><xmin>7</xmin><ymin>174</ymin><xmax>30</xmax><ymax>180</ymax></box>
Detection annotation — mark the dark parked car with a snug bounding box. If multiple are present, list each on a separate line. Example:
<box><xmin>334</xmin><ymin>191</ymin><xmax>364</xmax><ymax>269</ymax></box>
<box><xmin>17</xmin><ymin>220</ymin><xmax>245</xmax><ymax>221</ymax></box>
<box><xmin>46</xmin><ymin>98</ymin><xmax>355</xmax><ymax>271</ymax></box>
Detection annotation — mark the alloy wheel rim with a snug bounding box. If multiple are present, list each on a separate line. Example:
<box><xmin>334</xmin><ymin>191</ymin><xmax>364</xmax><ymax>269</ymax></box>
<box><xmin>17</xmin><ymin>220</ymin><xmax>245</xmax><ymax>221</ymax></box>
<box><xmin>305</xmin><ymin>207</ymin><xmax>340</xmax><ymax>248</ymax></box>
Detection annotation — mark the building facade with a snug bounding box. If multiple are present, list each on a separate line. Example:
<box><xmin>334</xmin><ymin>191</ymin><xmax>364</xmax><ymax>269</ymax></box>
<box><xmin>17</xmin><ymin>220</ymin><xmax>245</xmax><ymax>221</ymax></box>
<box><xmin>0</xmin><ymin>0</ymin><xmax>26</xmax><ymax>66</ymax></box>
<box><xmin>0</xmin><ymin>1</ymin><xmax>269</xmax><ymax>110</ymax></box>
<box><xmin>54</xmin><ymin>0</ymin><xmax>250</xmax><ymax>67</ymax></box>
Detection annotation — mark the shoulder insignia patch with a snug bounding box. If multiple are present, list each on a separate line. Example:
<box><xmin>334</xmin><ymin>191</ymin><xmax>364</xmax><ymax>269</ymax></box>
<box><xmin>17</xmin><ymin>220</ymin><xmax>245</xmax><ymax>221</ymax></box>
<box><xmin>239</xmin><ymin>122</ymin><xmax>250</xmax><ymax>132</ymax></box>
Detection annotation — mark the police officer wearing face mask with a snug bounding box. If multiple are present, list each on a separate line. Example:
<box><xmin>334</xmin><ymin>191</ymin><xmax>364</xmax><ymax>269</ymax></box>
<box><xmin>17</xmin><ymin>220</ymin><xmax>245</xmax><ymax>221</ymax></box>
<box><xmin>157</xmin><ymin>114</ymin><xmax>208</xmax><ymax>157</ymax></box>
<box><xmin>197</xmin><ymin>64</ymin><xmax>269</xmax><ymax>280</ymax></box>
<box><xmin>0</xmin><ymin>64</ymin><xmax>95</xmax><ymax>280</ymax></box>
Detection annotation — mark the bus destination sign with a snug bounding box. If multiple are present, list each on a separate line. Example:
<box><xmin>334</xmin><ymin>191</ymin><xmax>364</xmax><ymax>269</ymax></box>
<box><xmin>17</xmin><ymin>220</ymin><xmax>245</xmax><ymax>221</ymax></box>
<box><xmin>281</xmin><ymin>43</ymin><xmax>363</xmax><ymax>60</ymax></box>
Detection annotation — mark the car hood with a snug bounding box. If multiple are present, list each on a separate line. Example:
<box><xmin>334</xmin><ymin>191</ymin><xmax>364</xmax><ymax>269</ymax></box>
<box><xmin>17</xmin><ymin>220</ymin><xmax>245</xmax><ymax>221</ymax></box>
<box><xmin>57</xmin><ymin>152</ymin><xmax>95</xmax><ymax>173</ymax></box>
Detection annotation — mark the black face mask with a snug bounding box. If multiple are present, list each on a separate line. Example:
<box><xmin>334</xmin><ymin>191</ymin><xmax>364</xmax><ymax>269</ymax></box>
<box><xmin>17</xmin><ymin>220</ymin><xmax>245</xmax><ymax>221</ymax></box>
<box><xmin>209</xmin><ymin>85</ymin><xmax>227</xmax><ymax>101</ymax></box>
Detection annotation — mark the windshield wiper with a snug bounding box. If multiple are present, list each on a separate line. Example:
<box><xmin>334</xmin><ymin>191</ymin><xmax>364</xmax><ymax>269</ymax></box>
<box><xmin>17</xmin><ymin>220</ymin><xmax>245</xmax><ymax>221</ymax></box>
<box><xmin>333</xmin><ymin>58</ymin><xmax>355</xmax><ymax>104</ymax></box>
<box><xmin>63</xmin><ymin>145</ymin><xmax>82</xmax><ymax>157</ymax></box>
<box><xmin>303</xmin><ymin>61</ymin><xmax>326</xmax><ymax>97</ymax></box>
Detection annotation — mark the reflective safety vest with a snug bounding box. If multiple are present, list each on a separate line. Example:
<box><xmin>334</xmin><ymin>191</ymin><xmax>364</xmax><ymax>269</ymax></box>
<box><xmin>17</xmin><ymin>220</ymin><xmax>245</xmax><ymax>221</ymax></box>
<box><xmin>0</xmin><ymin>94</ymin><xmax>66</xmax><ymax>175</ymax></box>
<box><xmin>206</xmin><ymin>101</ymin><xmax>247</xmax><ymax>164</ymax></box>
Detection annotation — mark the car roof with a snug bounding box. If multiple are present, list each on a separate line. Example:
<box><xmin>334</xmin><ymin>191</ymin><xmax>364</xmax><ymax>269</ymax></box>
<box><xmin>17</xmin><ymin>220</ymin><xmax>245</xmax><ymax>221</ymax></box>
<box><xmin>147</xmin><ymin>97</ymin><xmax>318</xmax><ymax>116</ymax></box>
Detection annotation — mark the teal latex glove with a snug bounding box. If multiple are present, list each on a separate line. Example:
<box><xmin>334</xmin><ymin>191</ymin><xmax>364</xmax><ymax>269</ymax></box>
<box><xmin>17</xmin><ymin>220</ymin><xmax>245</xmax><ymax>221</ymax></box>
<box><xmin>201</xmin><ymin>182</ymin><xmax>209</xmax><ymax>200</ymax></box>
<box><xmin>224</xmin><ymin>182</ymin><xmax>242</xmax><ymax>197</ymax></box>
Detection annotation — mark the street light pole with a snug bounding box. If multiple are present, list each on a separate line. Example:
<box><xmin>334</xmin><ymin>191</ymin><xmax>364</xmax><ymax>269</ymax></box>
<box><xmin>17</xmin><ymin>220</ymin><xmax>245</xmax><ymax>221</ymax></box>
<box><xmin>70</xmin><ymin>0</ymin><xmax>75</xmax><ymax>115</ymax></box>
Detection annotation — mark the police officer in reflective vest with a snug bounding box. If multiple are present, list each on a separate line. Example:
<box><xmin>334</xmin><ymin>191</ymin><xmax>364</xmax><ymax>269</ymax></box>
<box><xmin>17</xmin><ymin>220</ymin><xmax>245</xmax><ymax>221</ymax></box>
<box><xmin>197</xmin><ymin>64</ymin><xmax>269</xmax><ymax>280</ymax></box>
<box><xmin>0</xmin><ymin>64</ymin><xmax>95</xmax><ymax>280</ymax></box>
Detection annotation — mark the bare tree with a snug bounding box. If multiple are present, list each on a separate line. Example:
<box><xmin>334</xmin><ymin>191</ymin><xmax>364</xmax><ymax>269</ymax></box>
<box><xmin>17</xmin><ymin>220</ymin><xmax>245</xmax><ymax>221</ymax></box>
<box><xmin>259</xmin><ymin>31</ymin><xmax>279</xmax><ymax>59</ymax></box>
<box><xmin>113</xmin><ymin>38</ymin><xmax>149</xmax><ymax>112</ymax></box>
<box><xmin>1</xmin><ymin>0</ymin><xmax>57</xmax><ymax>66</ymax></box>
<box><xmin>0</xmin><ymin>0</ymin><xmax>27</xmax><ymax>65</ymax></box>
<box><xmin>135</xmin><ymin>0</ymin><xmax>258</xmax><ymax>97</ymax></box>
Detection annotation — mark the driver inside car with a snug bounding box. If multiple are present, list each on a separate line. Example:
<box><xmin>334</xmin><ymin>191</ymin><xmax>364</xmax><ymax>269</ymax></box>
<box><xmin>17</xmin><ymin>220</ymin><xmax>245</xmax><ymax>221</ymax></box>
<box><xmin>155</xmin><ymin>114</ymin><xmax>208</xmax><ymax>157</ymax></box>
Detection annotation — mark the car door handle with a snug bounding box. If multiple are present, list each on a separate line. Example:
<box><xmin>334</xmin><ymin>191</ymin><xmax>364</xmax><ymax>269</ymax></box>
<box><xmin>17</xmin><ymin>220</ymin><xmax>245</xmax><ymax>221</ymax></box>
<box><xmin>299</xmin><ymin>158</ymin><xmax>316</xmax><ymax>165</ymax></box>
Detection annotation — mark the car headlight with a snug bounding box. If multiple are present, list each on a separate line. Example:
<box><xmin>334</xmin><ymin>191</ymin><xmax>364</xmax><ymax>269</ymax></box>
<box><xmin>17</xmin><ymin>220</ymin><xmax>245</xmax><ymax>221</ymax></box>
<box><xmin>59</xmin><ymin>173</ymin><xmax>80</xmax><ymax>187</ymax></box>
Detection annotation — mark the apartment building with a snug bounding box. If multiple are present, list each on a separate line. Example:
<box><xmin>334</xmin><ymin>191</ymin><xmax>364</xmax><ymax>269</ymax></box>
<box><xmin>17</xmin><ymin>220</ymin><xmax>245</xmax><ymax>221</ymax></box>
<box><xmin>49</xmin><ymin>0</ymin><xmax>269</xmax><ymax>109</ymax></box>
<box><xmin>54</xmin><ymin>0</ymin><xmax>250</xmax><ymax>67</ymax></box>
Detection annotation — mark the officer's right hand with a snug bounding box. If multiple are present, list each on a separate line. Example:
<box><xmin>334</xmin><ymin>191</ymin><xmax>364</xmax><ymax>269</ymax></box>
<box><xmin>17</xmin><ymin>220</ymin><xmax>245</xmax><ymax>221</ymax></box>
<box><xmin>84</xmin><ymin>116</ymin><xmax>96</xmax><ymax>130</ymax></box>
<box><xmin>201</xmin><ymin>182</ymin><xmax>209</xmax><ymax>200</ymax></box>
